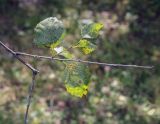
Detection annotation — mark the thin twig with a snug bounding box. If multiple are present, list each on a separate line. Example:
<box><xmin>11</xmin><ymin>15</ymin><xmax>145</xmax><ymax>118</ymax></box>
<box><xmin>24</xmin><ymin>72</ymin><xmax>37</xmax><ymax>124</ymax></box>
<box><xmin>0</xmin><ymin>41</ymin><xmax>39</xmax><ymax>124</ymax></box>
<box><xmin>0</xmin><ymin>41</ymin><xmax>39</xmax><ymax>73</ymax></box>
<box><xmin>0</xmin><ymin>40</ymin><xmax>154</xmax><ymax>124</ymax></box>
<box><xmin>15</xmin><ymin>51</ymin><xmax>154</xmax><ymax>69</ymax></box>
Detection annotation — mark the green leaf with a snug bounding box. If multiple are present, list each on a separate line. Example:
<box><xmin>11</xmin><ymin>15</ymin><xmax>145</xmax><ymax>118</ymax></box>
<box><xmin>34</xmin><ymin>17</ymin><xmax>64</xmax><ymax>47</ymax></box>
<box><xmin>63</xmin><ymin>62</ymin><xmax>91</xmax><ymax>97</ymax></box>
<box><xmin>81</xmin><ymin>22</ymin><xmax>103</xmax><ymax>39</ymax></box>
<box><xmin>75</xmin><ymin>39</ymin><xmax>97</xmax><ymax>54</ymax></box>
<box><xmin>50</xmin><ymin>46</ymin><xmax>74</xmax><ymax>58</ymax></box>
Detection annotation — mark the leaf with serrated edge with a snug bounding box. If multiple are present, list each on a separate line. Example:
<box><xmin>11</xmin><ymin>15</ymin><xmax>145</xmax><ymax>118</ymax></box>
<box><xmin>81</xmin><ymin>23</ymin><xmax>103</xmax><ymax>39</ymax></box>
<box><xmin>75</xmin><ymin>39</ymin><xmax>97</xmax><ymax>54</ymax></box>
<box><xmin>34</xmin><ymin>17</ymin><xmax>64</xmax><ymax>47</ymax></box>
<box><xmin>63</xmin><ymin>62</ymin><xmax>90</xmax><ymax>97</ymax></box>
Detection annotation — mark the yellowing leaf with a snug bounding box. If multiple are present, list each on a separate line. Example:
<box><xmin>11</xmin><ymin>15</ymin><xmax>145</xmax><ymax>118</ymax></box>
<box><xmin>50</xmin><ymin>46</ymin><xmax>74</xmax><ymax>58</ymax></box>
<box><xmin>65</xmin><ymin>84</ymin><xmax>88</xmax><ymax>97</ymax></box>
<box><xmin>81</xmin><ymin>22</ymin><xmax>103</xmax><ymax>39</ymax></box>
<box><xmin>63</xmin><ymin>62</ymin><xmax>91</xmax><ymax>97</ymax></box>
<box><xmin>81</xmin><ymin>47</ymin><xmax>95</xmax><ymax>54</ymax></box>
<box><xmin>75</xmin><ymin>39</ymin><xmax>96</xmax><ymax>54</ymax></box>
<box><xmin>93</xmin><ymin>23</ymin><xmax>104</xmax><ymax>32</ymax></box>
<box><xmin>34</xmin><ymin>17</ymin><xmax>64</xmax><ymax>47</ymax></box>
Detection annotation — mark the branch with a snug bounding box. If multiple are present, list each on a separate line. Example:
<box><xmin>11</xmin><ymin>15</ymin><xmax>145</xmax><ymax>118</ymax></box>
<box><xmin>0</xmin><ymin>40</ymin><xmax>154</xmax><ymax>124</ymax></box>
<box><xmin>24</xmin><ymin>72</ymin><xmax>37</xmax><ymax>124</ymax></box>
<box><xmin>0</xmin><ymin>41</ymin><xmax>39</xmax><ymax>124</ymax></box>
<box><xmin>15</xmin><ymin>52</ymin><xmax>154</xmax><ymax>69</ymax></box>
<box><xmin>0</xmin><ymin>41</ymin><xmax>39</xmax><ymax>73</ymax></box>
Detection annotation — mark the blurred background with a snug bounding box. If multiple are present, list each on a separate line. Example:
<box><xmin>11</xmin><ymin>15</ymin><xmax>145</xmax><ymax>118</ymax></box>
<box><xmin>0</xmin><ymin>0</ymin><xmax>160</xmax><ymax>124</ymax></box>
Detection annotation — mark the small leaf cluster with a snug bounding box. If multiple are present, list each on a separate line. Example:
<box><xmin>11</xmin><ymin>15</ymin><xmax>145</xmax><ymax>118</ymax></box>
<box><xmin>34</xmin><ymin>17</ymin><xmax>103</xmax><ymax>97</ymax></box>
